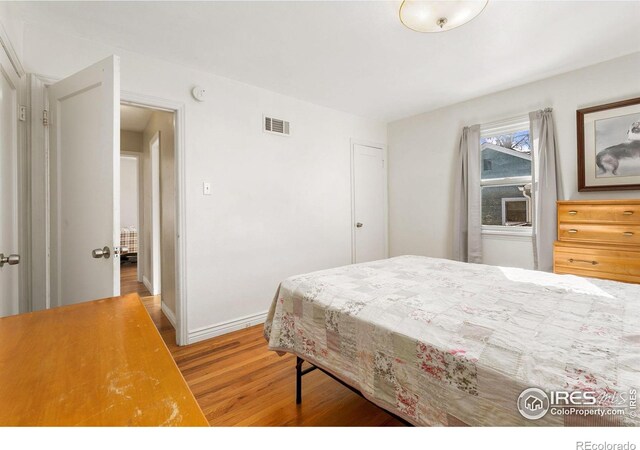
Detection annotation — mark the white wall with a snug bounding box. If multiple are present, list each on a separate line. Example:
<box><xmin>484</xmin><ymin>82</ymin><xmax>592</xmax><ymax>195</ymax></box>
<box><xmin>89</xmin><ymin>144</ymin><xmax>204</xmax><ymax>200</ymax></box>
<box><xmin>388</xmin><ymin>52</ymin><xmax>640</xmax><ymax>268</ymax></box>
<box><xmin>22</xmin><ymin>23</ymin><xmax>386</xmax><ymax>340</ymax></box>
<box><xmin>0</xmin><ymin>3</ymin><xmax>23</xmax><ymax>63</ymax></box>
<box><xmin>120</xmin><ymin>156</ymin><xmax>138</xmax><ymax>229</ymax></box>
<box><xmin>121</xmin><ymin>130</ymin><xmax>142</xmax><ymax>153</ymax></box>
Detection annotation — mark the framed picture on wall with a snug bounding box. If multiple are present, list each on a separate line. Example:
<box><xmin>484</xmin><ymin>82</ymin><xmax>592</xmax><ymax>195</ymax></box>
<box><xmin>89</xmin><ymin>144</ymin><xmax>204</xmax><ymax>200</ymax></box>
<box><xmin>577</xmin><ymin>96</ymin><xmax>640</xmax><ymax>191</ymax></box>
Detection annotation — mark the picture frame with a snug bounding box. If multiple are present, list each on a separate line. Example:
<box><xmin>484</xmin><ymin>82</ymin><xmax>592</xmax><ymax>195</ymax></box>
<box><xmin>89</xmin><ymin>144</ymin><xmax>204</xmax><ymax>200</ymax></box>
<box><xmin>577</xmin><ymin>96</ymin><xmax>640</xmax><ymax>192</ymax></box>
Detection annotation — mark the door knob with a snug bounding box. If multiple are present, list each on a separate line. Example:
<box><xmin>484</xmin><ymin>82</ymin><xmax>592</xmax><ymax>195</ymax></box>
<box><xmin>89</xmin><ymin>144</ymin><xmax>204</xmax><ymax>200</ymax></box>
<box><xmin>114</xmin><ymin>246</ymin><xmax>129</xmax><ymax>255</ymax></box>
<box><xmin>0</xmin><ymin>254</ymin><xmax>20</xmax><ymax>268</ymax></box>
<box><xmin>356</xmin><ymin>222</ymin><xmax>363</xmax><ymax>228</ymax></box>
<box><xmin>91</xmin><ymin>246</ymin><xmax>111</xmax><ymax>259</ymax></box>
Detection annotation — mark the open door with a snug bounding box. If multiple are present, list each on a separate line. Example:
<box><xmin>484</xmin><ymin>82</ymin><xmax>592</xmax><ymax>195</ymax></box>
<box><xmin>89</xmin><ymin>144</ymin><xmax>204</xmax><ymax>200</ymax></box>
<box><xmin>0</xmin><ymin>47</ymin><xmax>20</xmax><ymax>317</ymax></box>
<box><xmin>49</xmin><ymin>56</ymin><xmax>121</xmax><ymax>307</ymax></box>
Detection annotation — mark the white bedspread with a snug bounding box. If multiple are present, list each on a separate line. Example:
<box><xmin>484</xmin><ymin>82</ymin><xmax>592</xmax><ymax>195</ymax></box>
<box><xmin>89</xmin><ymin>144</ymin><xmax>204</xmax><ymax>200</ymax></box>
<box><xmin>265</xmin><ymin>256</ymin><xmax>640</xmax><ymax>426</ymax></box>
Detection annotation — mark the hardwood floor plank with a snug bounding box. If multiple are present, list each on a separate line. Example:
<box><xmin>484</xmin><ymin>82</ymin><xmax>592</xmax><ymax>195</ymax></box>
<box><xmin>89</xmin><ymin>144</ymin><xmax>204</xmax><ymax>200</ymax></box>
<box><xmin>120</xmin><ymin>263</ymin><xmax>151</xmax><ymax>297</ymax></box>
<box><xmin>140</xmin><ymin>295</ymin><xmax>403</xmax><ymax>426</ymax></box>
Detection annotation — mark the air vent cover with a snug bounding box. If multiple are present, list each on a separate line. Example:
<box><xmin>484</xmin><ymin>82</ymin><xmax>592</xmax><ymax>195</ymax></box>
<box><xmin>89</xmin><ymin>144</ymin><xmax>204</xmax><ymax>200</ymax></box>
<box><xmin>264</xmin><ymin>116</ymin><xmax>290</xmax><ymax>136</ymax></box>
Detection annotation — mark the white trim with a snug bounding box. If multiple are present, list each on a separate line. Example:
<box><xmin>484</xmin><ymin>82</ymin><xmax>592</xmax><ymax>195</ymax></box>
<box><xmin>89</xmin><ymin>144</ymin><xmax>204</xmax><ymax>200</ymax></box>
<box><xmin>481</xmin><ymin>231</ymin><xmax>533</xmax><ymax>241</ymax></box>
<box><xmin>501</xmin><ymin>197</ymin><xmax>531</xmax><ymax>226</ymax></box>
<box><xmin>161</xmin><ymin>301</ymin><xmax>177</xmax><ymax>328</ymax></box>
<box><xmin>350</xmin><ymin>139</ymin><xmax>388</xmax><ymax>264</ymax></box>
<box><xmin>120</xmin><ymin>91</ymin><xmax>188</xmax><ymax>347</ymax></box>
<box><xmin>481</xmin><ymin>176</ymin><xmax>531</xmax><ymax>187</ymax></box>
<box><xmin>149</xmin><ymin>132</ymin><xmax>162</xmax><ymax>296</ymax></box>
<box><xmin>142</xmin><ymin>275</ymin><xmax>153</xmax><ymax>294</ymax></box>
<box><xmin>188</xmin><ymin>311</ymin><xmax>268</xmax><ymax>345</ymax></box>
<box><xmin>0</xmin><ymin>21</ymin><xmax>24</xmax><ymax>79</ymax></box>
<box><xmin>480</xmin><ymin>114</ymin><xmax>529</xmax><ymax>136</ymax></box>
<box><xmin>482</xmin><ymin>226</ymin><xmax>532</xmax><ymax>238</ymax></box>
<box><xmin>27</xmin><ymin>75</ymin><xmax>50</xmax><ymax>311</ymax></box>
<box><xmin>18</xmin><ymin>86</ymin><xmax>29</xmax><ymax>313</ymax></box>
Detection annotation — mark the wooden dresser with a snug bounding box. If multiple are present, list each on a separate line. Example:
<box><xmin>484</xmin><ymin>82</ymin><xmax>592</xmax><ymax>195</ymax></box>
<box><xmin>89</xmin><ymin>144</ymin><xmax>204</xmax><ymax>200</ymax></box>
<box><xmin>554</xmin><ymin>200</ymin><xmax>640</xmax><ymax>284</ymax></box>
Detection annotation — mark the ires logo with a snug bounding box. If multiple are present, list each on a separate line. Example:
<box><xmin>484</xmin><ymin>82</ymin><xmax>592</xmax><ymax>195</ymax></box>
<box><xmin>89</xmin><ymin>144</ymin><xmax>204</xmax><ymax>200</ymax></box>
<box><xmin>550</xmin><ymin>391</ymin><xmax>597</xmax><ymax>406</ymax></box>
<box><xmin>517</xmin><ymin>388</ymin><xmax>632</xmax><ymax>421</ymax></box>
<box><xmin>517</xmin><ymin>388</ymin><xmax>550</xmax><ymax>420</ymax></box>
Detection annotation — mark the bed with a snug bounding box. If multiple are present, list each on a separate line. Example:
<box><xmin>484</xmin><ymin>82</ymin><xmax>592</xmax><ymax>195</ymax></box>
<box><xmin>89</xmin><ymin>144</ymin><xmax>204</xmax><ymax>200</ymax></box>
<box><xmin>120</xmin><ymin>227</ymin><xmax>138</xmax><ymax>256</ymax></box>
<box><xmin>264</xmin><ymin>255</ymin><xmax>640</xmax><ymax>426</ymax></box>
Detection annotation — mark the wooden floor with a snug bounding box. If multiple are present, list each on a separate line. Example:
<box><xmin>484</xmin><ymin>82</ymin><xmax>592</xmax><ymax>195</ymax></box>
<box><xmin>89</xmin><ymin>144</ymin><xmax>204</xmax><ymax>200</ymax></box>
<box><xmin>120</xmin><ymin>263</ymin><xmax>151</xmax><ymax>297</ymax></box>
<box><xmin>141</xmin><ymin>295</ymin><xmax>403</xmax><ymax>426</ymax></box>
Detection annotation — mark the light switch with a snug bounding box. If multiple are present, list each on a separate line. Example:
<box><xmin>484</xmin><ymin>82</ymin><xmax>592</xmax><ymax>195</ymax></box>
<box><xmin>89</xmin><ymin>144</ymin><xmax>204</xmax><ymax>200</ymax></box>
<box><xmin>203</xmin><ymin>182</ymin><xmax>211</xmax><ymax>196</ymax></box>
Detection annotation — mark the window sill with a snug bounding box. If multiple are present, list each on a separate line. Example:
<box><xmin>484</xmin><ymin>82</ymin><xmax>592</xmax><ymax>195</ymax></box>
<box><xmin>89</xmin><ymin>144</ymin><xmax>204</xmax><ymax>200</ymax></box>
<box><xmin>482</xmin><ymin>227</ymin><xmax>533</xmax><ymax>239</ymax></box>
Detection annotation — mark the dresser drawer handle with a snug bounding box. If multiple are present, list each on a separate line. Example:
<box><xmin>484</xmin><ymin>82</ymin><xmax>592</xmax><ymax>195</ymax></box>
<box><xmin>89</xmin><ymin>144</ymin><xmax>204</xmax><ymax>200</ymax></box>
<box><xmin>623</xmin><ymin>232</ymin><xmax>634</xmax><ymax>237</ymax></box>
<box><xmin>568</xmin><ymin>258</ymin><xmax>598</xmax><ymax>266</ymax></box>
<box><xmin>567</xmin><ymin>229</ymin><xmax>578</xmax><ymax>234</ymax></box>
<box><xmin>623</xmin><ymin>211</ymin><xmax>634</xmax><ymax>216</ymax></box>
<box><xmin>568</xmin><ymin>210</ymin><xmax>578</xmax><ymax>215</ymax></box>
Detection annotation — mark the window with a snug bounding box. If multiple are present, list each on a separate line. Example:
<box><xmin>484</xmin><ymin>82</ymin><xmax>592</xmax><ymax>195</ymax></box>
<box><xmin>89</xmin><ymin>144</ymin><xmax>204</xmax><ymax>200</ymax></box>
<box><xmin>480</xmin><ymin>117</ymin><xmax>532</xmax><ymax>231</ymax></box>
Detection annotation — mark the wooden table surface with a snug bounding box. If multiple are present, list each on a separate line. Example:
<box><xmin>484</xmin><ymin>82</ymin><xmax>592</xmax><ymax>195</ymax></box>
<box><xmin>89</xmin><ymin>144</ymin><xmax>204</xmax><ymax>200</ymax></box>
<box><xmin>0</xmin><ymin>294</ymin><xmax>208</xmax><ymax>426</ymax></box>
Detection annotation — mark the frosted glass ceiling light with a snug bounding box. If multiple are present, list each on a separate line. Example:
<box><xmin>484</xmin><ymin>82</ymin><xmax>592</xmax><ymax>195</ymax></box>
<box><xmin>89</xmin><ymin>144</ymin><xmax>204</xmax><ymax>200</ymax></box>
<box><xmin>399</xmin><ymin>0</ymin><xmax>488</xmax><ymax>33</ymax></box>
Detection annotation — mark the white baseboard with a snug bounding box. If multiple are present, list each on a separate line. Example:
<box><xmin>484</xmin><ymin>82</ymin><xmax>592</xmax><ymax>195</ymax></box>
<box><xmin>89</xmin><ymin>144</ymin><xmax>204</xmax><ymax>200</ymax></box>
<box><xmin>142</xmin><ymin>276</ymin><xmax>153</xmax><ymax>294</ymax></box>
<box><xmin>161</xmin><ymin>302</ymin><xmax>177</xmax><ymax>328</ymax></box>
<box><xmin>188</xmin><ymin>310</ymin><xmax>268</xmax><ymax>344</ymax></box>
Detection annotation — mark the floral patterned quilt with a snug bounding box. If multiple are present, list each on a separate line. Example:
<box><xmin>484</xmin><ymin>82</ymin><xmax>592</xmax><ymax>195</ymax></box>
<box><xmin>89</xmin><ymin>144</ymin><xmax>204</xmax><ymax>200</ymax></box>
<box><xmin>264</xmin><ymin>256</ymin><xmax>640</xmax><ymax>426</ymax></box>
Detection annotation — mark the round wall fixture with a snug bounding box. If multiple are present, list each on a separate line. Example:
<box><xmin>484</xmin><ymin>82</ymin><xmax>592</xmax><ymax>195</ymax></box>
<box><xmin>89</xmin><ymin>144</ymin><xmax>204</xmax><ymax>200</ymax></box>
<box><xmin>191</xmin><ymin>86</ymin><xmax>206</xmax><ymax>102</ymax></box>
<box><xmin>399</xmin><ymin>0</ymin><xmax>488</xmax><ymax>33</ymax></box>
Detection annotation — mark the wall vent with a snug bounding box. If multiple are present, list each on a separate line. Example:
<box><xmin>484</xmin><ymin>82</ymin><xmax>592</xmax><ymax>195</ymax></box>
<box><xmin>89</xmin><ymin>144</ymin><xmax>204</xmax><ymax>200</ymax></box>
<box><xmin>264</xmin><ymin>116</ymin><xmax>290</xmax><ymax>136</ymax></box>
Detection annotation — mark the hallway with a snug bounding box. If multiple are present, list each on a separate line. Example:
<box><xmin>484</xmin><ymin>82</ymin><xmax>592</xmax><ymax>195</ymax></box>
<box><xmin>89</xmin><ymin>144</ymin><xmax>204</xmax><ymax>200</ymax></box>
<box><xmin>120</xmin><ymin>264</ymin><xmax>151</xmax><ymax>297</ymax></box>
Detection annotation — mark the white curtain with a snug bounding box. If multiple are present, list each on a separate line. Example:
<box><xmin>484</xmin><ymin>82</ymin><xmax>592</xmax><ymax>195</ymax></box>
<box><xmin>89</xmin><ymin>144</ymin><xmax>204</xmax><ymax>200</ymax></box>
<box><xmin>453</xmin><ymin>124</ymin><xmax>482</xmax><ymax>263</ymax></box>
<box><xmin>530</xmin><ymin>108</ymin><xmax>563</xmax><ymax>272</ymax></box>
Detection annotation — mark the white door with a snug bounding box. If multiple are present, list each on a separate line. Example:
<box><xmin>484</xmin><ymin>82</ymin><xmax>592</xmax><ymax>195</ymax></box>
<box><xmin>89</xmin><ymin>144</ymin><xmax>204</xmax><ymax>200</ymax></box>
<box><xmin>0</xmin><ymin>57</ymin><xmax>20</xmax><ymax>317</ymax></box>
<box><xmin>352</xmin><ymin>143</ymin><xmax>387</xmax><ymax>263</ymax></box>
<box><xmin>49</xmin><ymin>56</ymin><xmax>120</xmax><ymax>307</ymax></box>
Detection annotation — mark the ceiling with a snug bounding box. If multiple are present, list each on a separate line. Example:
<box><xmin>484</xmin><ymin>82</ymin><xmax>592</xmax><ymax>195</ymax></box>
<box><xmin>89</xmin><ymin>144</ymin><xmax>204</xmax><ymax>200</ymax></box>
<box><xmin>120</xmin><ymin>104</ymin><xmax>152</xmax><ymax>132</ymax></box>
<box><xmin>11</xmin><ymin>1</ymin><xmax>640</xmax><ymax>121</ymax></box>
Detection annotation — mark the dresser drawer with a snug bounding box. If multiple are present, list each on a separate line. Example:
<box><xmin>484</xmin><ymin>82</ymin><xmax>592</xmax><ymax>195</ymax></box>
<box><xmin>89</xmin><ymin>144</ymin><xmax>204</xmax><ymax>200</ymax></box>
<box><xmin>554</xmin><ymin>243</ymin><xmax>640</xmax><ymax>283</ymax></box>
<box><xmin>558</xmin><ymin>203</ymin><xmax>640</xmax><ymax>224</ymax></box>
<box><xmin>558</xmin><ymin>223</ymin><xmax>640</xmax><ymax>245</ymax></box>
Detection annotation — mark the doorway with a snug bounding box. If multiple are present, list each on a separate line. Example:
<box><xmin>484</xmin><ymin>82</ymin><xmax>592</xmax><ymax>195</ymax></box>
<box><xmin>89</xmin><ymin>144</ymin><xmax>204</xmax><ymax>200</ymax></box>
<box><xmin>119</xmin><ymin>103</ymin><xmax>177</xmax><ymax>328</ymax></box>
<box><xmin>27</xmin><ymin>58</ymin><xmax>188</xmax><ymax>344</ymax></box>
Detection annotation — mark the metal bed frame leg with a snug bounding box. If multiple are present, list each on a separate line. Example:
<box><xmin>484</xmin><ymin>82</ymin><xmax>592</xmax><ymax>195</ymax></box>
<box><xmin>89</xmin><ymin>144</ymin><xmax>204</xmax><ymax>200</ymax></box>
<box><xmin>293</xmin><ymin>356</ymin><xmax>413</xmax><ymax>425</ymax></box>
<box><xmin>295</xmin><ymin>356</ymin><xmax>303</xmax><ymax>404</ymax></box>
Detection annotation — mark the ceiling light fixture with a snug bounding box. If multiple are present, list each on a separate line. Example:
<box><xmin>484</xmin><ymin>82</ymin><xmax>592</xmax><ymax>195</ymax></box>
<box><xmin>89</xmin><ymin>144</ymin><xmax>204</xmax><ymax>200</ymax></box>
<box><xmin>399</xmin><ymin>0</ymin><xmax>488</xmax><ymax>33</ymax></box>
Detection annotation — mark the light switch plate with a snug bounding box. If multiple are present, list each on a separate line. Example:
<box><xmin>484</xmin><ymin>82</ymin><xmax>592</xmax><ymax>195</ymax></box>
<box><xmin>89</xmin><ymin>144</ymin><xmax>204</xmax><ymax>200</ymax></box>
<box><xmin>203</xmin><ymin>182</ymin><xmax>211</xmax><ymax>195</ymax></box>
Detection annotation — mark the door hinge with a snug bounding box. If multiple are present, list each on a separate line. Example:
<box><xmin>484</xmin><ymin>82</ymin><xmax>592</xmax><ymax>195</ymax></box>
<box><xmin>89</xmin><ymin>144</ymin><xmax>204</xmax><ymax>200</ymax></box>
<box><xmin>43</xmin><ymin>109</ymin><xmax>49</xmax><ymax>126</ymax></box>
<box><xmin>19</xmin><ymin>105</ymin><xmax>27</xmax><ymax>122</ymax></box>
